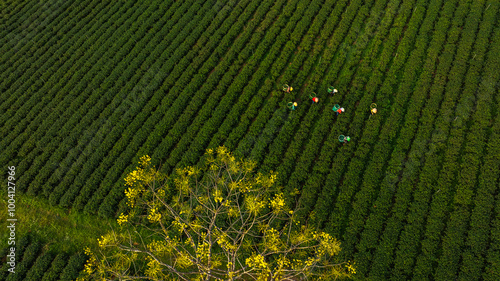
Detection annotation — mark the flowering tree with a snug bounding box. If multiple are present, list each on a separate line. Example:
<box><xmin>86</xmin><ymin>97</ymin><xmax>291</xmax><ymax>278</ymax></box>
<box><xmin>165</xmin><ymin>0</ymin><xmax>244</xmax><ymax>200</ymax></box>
<box><xmin>79</xmin><ymin>147</ymin><xmax>355</xmax><ymax>281</ymax></box>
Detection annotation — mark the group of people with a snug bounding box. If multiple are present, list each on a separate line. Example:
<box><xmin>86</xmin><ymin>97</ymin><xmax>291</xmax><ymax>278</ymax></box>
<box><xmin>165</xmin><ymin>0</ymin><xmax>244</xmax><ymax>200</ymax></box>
<box><xmin>284</xmin><ymin>84</ymin><xmax>379</xmax><ymax>145</ymax></box>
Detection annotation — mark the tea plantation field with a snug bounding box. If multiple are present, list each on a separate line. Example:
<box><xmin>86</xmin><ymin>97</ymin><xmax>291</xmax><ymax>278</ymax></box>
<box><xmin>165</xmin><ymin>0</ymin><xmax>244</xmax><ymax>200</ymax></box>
<box><xmin>1</xmin><ymin>0</ymin><xmax>499</xmax><ymax>279</ymax></box>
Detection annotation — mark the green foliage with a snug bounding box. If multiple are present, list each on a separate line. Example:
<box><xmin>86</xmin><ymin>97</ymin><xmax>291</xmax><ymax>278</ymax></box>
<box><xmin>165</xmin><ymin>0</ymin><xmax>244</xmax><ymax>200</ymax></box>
<box><xmin>41</xmin><ymin>253</ymin><xmax>69</xmax><ymax>281</ymax></box>
<box><xmin>79</xmin><ymin>148</ymin><xmax>354</xmax><ymax>280</ymax></box>
<box><xmin>1</xmin><ymin>0</ymin><xmax>499</xmax><ymax>280</ymax></box>
<box><xmin>59</xmin><ymin>253</ymin><xmax>88</xmax><ymax>281</ymax></box>
<box><xmin>5</xmin><ymin>236</ymin><xmax>41</xmax><ymax>281</ymax></box>
<box><xmin>24</xmin><ymin>251</ymin><xmax>55</xmax><ymax>281</ymax></box>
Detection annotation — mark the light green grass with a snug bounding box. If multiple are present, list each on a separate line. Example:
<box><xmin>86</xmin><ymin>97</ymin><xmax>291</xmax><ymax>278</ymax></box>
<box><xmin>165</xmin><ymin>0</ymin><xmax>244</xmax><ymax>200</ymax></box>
<box><xmin>0</xmin><ymin>193</ymin><xmax>118</xmax><ymax>253</ymax></box>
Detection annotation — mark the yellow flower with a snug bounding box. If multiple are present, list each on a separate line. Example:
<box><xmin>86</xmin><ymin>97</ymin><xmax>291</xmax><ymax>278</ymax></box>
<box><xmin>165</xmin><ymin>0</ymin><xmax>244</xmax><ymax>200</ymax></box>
<box><xmin>148</xmin><ymin>208</ymin><xmax>162</xmax><ymax>223</ymax></box>
<box><xmin>346</xmin><ymin>261</ymin><xmax>356</xmax><ymax>274</ymax></box>
<box><xmin>264</xmin><ymin>227</ymin><xmax>281</xmax><ymax>251</ymax></box>
<box><xmin>196</xmin><ymin>242</ymin><xmax>210</xmax><ymax>262</ymax></box>
<box><xmin>184</xmin><ymin>237</ymin><xmax>193</xmax><ymax>247</ymax></box>
<box><xmin>213</xmin><ymin>189</ymin><xmax>223</xmax><ymax>204</ymax></box>
<box><xmin>187</xmin><ymin>166</ymin><xmax>198</xmax><ymax>176</ymax></box>
<box><xmin>305</xmin><ymin>257</ymin><xmax>316</xmax><ymax>267</ymax></box>
<box><xmin>84</xmin><ymin>247</ymin><xmax>92</xmax><ymax>256</ymax></box>
<box><xmin>269</xmin><ymin>193</ymin><xmax>285</xmax><ymax>213</ymax></box>
<box><xmin>172</xmin><ymin>217</ymin><xmax>187</xmax><ymax>232</ymax></box>
<box><xmin>124</xmin><ymin>186</ymin><xmax>142</xmax><ymax>208</ymax></box>
<box><xmin>269</xmin><ymin>172</ymin><xmax>277</xmax><ymax>184</ymax></box>
<box><xmin>139</xmin><ymin>155</ymin><xmax>151</xmax><ymax>167</ymax></box>
<box><xmin>117</xmin><ymin>213</ymin><xmax>128</xmax><ymax>226</ymax></box>
<box><xmin>124</xmin><ymin>169</ymin><xmax>144</xmax><ymax>186</ymax></box>
<box><xmin>84</xmin><ymin>262</ymin><xmax>94</xmax><ymax>275</ymax></box>
<box><xmin>216</xmin><ymin>146</ymin><xmax>228</xmax><ymax>155</ymax></box>
<box><xmin>229</xmin><ymin>181</ymin><xmax>238</xmax><ymax>190</ymax></box>
<box><xmin>228</xmin><ymin>207</ymin><xmax>238</xmax><ymax>217</ymax></box>
<box><xmin>245</xmin><ymin>195</ymin><xmax>266</xmax><ymax>215</ymax></box>
<box><xmin>145</xmin><ymin>256</ymin><xmax>162</xmax><ymax>278</ymax></box>
<box><xmin>243</xmin><ymin>159</ymin><xmax>257</xmax><ymax>172</ymax></box>
<box><xmin>148</xmin><ymin>240</ymin><xmax>174</xmax><ymax>255</ymax></box>
<box><xmin>246</xmin><ymin>253</ymin><xmax>268</xmax><ymax>269</ymax></box>
<box><xmin>215</xmin><ymin>230</ymin><xmax>236</xmax><ymax>252</ymax></box>
<box><xmin>277</xmin><ymin>255</ymin><xmax>290</xmax><ymax>268</ymax></box>
<box><xmin>176</xmin><ymin>251</ymin><xmax>193</xmax><ymax>269</ymax></box>
<box><xmin>317</xmin><ymin>232</ymin><xmax>341</xmax><ymax>256</ymax></box>
<box><xmin>98</xmin><ymin>234</ymin><xmax>113</xmax><ymax>248</ymax></box>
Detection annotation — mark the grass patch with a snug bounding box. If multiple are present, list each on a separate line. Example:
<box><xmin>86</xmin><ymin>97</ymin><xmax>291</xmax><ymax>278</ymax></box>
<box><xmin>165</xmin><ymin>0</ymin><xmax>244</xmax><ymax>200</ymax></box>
<box><xmin>0</xmin><ymin>193</ymin><xmax>118</xmax><ymax>254</ymax></box>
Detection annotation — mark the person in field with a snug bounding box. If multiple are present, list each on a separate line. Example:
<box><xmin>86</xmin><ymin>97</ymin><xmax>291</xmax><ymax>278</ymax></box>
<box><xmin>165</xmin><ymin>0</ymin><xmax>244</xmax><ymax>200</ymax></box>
<box><xmin>310</xmin><ymin>94</ymin><xmax>319</xmax><ymax>104</ymax></box>
<box><xmin>336</xmin><ymin>107</ymin><xmax>345</xmax><ymax>115</ymax></box>
<box><xmin>283</xmin><ymin>84</ymin><xmax>293</xmax><ymax>93</ymax></box>
<box><xmin>328</xmin><ymin>86</ymin><xmax>338</xmax><ymax>95</ymax></box>
<box><xmin>370</xmin><ymin>103</ymin><xmax>377</xmax><ymax>115</ymax></box>
<box><xmin>339</xmin><ymin>135</ymin><xmax>350</xmax><ymax>145</ymax></box>
<box><xmin>332</xmin><ymin>104</ymin><xmax>344</xmax><ymax>115</ymax></box>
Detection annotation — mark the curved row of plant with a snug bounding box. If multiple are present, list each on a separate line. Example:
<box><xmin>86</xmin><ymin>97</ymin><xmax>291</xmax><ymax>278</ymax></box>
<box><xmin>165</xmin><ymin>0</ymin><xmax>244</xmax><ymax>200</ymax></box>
<box><xmin>408</xmin><ymin>1</ymin><xmax>491</xmax><ymax>279</ymax></box>
<box><xmin>2</xmin><ymin>0</ymin><xmax>142</xmax><ymax>179</ymax></box>
<box><xmin>432</xmin><ymin>5</ymin><xmax>500</xmax><ymax>279</ymax></box>
<box><xmin>387</xmin><ymin>0</ymin><xmax>482</xmax><ymax>279</ymax></box>
<box><xmin>45</xmin><ymin>0</ymin><xmax>228</xmax><ymax>210</ymax></box>
<box><xmin>362</xmin><ymin>0</ymin><xmax>448</xmax><ymax>277</ymax></box>
<box><xmin>109</xmin><ymin>0</ymin><xmax>312</xmax><ymax>216</ymax></box>
<box><xmin>0</xmin><ymin>234</ymin><xmax>31</xmax><ymax>281</ymax></box>
<box><xmin>462</xmin><ymin>25</ymin><xmax>500</xmax><ymax>281</ymax></box>
<box><xmin>290</xmin><ymin>0</ymin><xmax>407</xmax><ymax>234</ymax></box>
<box><xmin>12</xmin><ymin>0</ymin><xmax>174</xmax><ymax>196</ymax></box>
<box><xmin>79</xmin><ymin>0</ymin><xmax>261</xmax><ymax>216</ymax></box>
<box><xmin>255</xmin><ymin>0</ymin><xmax>359</xmax><ymax>193</ymax></box>
<box><xmin>0</xmin><ymin>0</ymin><xmax>32</xmax><ymax>33</ymax></box>
<box><xmin>261</xmin><ymin>0</ymin><xmax>367</xmax><ymax>196</ymax></box>
<box><xmin>347</xmin><ymin>0</ymin><xmax>491</xmax><ymax>278</ymax></box>
<box><xmin>0</xmin><ymin>0</ymin><xmax>73</xmax><ymax>95</ymax></box>
<box><xmin>0</xmin><ymin>0</ymin><xmax>115</xmax><ymax>121</ymax></box>
<box><xmin>145</xmin><ymin>0</ymin><xmax>271</xmax><ymax>174</ymax></box>
<box><xmin>81</xmin><ymin>0</ymin><xmax>264</xmax><ymax>217</ymax></box>
<box><xmin>322</xmin><ymin>0</ymin><xmax>418</xmax><ymax>263</ymax></box>
<box><xmin>352</xmin><ymin>0</ymin><xmax>443</xmax><ymax>274</ymax></box>
<box><xmin>160</xmin><ymin>0</ymin><xmax>290</xmax><ymax>173</ymax></box>
<box><xmin>0</xmin><ymin>0</ymin><xmax>114</xmax><ymax>160</ymax></box>
<box><xmin>0</xmin><ymin>0</ymin><xmax>69</xmax><ymax>96</ymax></box>
<box><xmin>0</xmin><ymin>233</ymin><xmax>87</xmax><ymax>281</ymax></box>
<box><xmin>49</xmin><ymin>0</ymin><xmax>224</xmax><ymax>209</ymax></box>
<box><xmin>11</xmin><ymin>0</ymin><xmax>192</xmax><ymax>200</ymax></box>
<box><xmin>375</xmin><ymin>0</ymin><xmax>462</xmax><ymax>276</ymax></box>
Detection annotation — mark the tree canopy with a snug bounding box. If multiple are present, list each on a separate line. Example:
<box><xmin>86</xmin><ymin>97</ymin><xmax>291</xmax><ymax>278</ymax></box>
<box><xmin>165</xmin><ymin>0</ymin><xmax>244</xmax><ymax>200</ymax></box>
<box><xmin>78</xmin><ymin>147</ymin><xmax>355</xmax><ymax>280</ymax></box>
